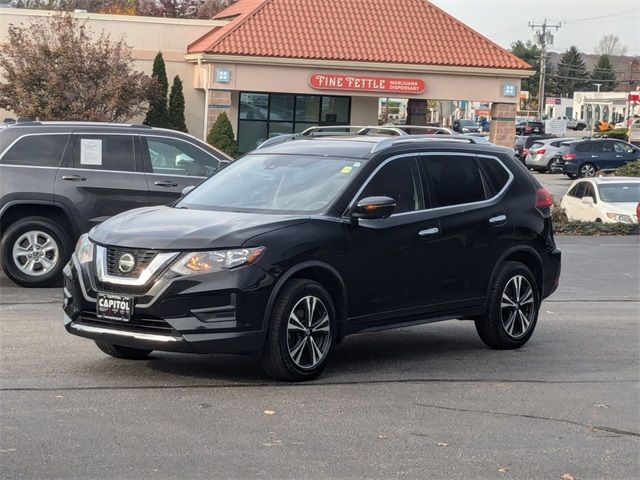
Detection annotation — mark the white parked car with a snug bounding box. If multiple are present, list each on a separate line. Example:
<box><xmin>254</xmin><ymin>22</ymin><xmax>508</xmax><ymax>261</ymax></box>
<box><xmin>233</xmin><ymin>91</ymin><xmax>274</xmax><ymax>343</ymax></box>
<box><xmin>560</xmin><ymin>177</ymin><xmax>640</xmax><ymax>224</ymax></box>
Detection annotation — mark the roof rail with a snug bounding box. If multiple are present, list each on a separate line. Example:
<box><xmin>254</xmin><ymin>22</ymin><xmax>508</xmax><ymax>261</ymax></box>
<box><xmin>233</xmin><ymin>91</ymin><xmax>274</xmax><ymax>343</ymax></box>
<box><xmin>370</xmin><ymin>135</ymin><xmax>477</xmax><ymax>153</ymax></box>
<box><xmin>5</xmin><ymin>121</ymin><xmax>153</xmax><ymax>128</ymax></box>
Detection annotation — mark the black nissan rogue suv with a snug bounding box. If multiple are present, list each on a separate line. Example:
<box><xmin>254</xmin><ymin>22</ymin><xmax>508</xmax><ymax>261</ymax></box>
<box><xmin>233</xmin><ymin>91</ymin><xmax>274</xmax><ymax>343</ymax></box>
<box><xmin>0</xmin><ymin>122</ymin><xmax>231</xmax><ymax>287</ymax></box>
<box><xmin>63</xmin><ymin>135</ymin><xmax>561</xmax><ymax>381</ymax></box>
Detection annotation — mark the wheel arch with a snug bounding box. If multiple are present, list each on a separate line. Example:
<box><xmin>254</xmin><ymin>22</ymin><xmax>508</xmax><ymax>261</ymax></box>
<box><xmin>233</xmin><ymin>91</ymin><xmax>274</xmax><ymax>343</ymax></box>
<box><xmin>262</xmin><ymin>261</ymin><xmax>348</xmax><ymax>342</ymax></box>
<box><xmin>0</xmin><ymin>201</ymin><xmax>79</xmax><ymax>238</ymax></box>
<box><xmin>489</xmin><ymin>246</ymin><xmax>544</xmax><ymax>299</ymax></box>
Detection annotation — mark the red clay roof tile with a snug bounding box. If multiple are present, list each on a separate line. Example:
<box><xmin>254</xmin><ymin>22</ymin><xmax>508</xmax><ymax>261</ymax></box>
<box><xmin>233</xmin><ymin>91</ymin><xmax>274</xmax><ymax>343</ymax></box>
<box><xmin>188</xmin><ymin>0</ymin><xmax>530</xmax><ymax>70</ymax></box>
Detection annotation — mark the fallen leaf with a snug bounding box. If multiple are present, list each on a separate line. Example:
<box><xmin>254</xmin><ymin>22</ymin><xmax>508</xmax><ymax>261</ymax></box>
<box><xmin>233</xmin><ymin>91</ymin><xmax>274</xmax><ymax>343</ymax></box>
<box><xmin>594</xmin><ymin>404</ymin><xmax>609</xmax><ymax>409</ymax></box>
<box><xmin>561</xmin><ymin>474</ymin><xmax>574</xmax><ymax>480</ymax></box>
<box><xmin>378</xmin><ymin>435</ymin><xmax>388</xmax><ymax>439</ymax></box>
<box><xmin>436</xmin><ymin>442</ymin><xmax>450</xmax><ymax>447</ymax></box>
<box><xmin>55</xmin><ymin>395</ymin><xmax>63</xmax><ymax>399</ymax></box>
<box><xmin>0</xmin><ymin>448</ymin><xmax>16</xmax><ymax>453</ymax></box>
<box><xmin>263</xmin><ymin>409</ymin><xmax>276</xmax><ymax>416</ymax></box>
<box><xmin>498</xmin><ymin>467</ymin><xmax>510</xmax><ymax>473</ymax></box>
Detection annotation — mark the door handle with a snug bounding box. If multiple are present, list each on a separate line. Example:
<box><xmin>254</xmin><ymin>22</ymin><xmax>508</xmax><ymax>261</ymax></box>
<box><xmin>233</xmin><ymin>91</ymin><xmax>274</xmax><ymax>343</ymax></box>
<box><xmin>418</xmin><ymin>227</ymin><xmax>439</xmax><ymax>238</ymax></box>
<box><xmin>62</xmin><ymin>175</ymin><xmax>86</xmax><ymax>181</ymax></box>
<box><xmin>489</xmin><ymin>214</ymin><xmax>507</xmax><ymax>224</ymax></box>
<box><xmin>154</xmin><ymin>180</ymin><xmax>179</xmax><ymax>187</ymax></box>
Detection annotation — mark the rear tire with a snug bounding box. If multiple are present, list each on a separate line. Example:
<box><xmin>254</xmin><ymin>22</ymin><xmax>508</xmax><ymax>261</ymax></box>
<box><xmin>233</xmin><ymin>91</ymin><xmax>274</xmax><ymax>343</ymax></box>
<box><xmin>475</xmin><ymin>262</ymin><xmax>540</xmax><ymax>350</ymax></box>
<box><xmin>0</xmin><ymin>216</ymin><xmax>71</xmax><ymax>287</ymax></box>
<box><xmin>95</xmin><ymin>341</ymin><xmax>152</xmax><ymax>360</ymax></box>
<box><xmin>261</xmin><ymin>279</ymin><xmax>336</xmax><ymax>381</ymax></box>
<box><xmin>578</xmin><ymin>162</ymin><xmax>597</xmax><ymax>178</ymax></box>
<box><xmin>546</xmin><ymin>160</ymin><xmax>555</xmax><ymax>173</ymax></box>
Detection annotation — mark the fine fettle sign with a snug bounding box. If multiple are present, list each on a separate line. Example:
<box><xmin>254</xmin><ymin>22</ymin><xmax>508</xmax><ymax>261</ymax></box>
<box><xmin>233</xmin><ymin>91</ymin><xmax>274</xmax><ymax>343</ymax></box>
<box><xmin>309</xmin><ymin>74</ymin><xmax>425</xmax><ymax>94</ymax></box>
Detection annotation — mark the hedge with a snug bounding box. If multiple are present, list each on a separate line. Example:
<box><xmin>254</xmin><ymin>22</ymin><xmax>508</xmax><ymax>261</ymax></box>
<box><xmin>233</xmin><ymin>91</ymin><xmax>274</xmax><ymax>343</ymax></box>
<box><xmin>615</xmin><ymin>160</ymin><xmax>640</xmax><ymax>177</ymax></box>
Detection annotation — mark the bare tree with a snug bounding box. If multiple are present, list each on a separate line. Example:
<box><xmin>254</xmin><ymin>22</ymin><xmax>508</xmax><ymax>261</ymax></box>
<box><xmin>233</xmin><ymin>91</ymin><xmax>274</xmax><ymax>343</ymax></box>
<box><xmin>0</xmin><ymin>13</ymin><xmax>155</xmax><ymax>121</ymax></box>
<box><xmin>595</xmin><ymin>34</ymin><xmax>628</xmax><ymax>56</ymax></box>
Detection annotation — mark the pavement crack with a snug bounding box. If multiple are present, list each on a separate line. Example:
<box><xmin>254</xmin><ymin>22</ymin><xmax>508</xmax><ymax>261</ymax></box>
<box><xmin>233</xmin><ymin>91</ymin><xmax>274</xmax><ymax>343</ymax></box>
<box><xmin>414</xmin><ymin>403</ymin><xmax>640</xmax><ymax>439</ymax></box>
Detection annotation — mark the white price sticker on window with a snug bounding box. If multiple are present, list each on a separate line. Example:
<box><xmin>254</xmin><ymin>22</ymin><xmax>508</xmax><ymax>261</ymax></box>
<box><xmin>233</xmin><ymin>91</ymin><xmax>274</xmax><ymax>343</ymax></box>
<box><xmin>80</xmin><ymin>139</ymin><xmax>102</xmax><ymax>165</ymax></box>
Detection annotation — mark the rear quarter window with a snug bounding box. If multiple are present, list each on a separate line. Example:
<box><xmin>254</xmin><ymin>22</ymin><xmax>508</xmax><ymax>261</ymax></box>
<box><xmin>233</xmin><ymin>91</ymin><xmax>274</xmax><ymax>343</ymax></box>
<box><xmin>575</xmin><ymin>143</ymin><xmax>591</xmax><ymax>153</ymax></box>
<box><xmin>0</xmin><ymin>134</ymin><xmax>69</xmax><ymax>167</ymax></box>
<box><xmin>530</xmin><ymin>142</ymin><xmax>545</xmax><ymax>149</ymax></box>
<box><xmin>477</xmin><ymin>156</ymin><xmax>511</xmax><ymax>196</ymax></box>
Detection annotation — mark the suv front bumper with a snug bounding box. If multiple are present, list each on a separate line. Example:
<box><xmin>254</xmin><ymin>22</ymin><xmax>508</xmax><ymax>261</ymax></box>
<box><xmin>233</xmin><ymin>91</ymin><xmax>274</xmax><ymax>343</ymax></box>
<box><xmin>62</xmin><ymin>256</ymin><xmax>275</xmax><ymax>354</ymax></box>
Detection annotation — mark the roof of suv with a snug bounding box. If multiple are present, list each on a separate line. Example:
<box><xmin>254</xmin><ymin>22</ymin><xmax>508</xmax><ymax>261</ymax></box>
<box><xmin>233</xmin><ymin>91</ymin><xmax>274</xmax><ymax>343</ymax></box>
<box><xmin>253</xmin><ymin>135</ymin><xmax>512</xmax><ymax>159</ymax></box>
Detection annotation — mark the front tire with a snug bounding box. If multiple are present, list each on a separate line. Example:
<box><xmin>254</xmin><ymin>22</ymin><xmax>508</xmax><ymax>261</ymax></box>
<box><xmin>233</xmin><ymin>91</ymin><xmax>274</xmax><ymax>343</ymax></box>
<box><xmin>0</xmin><ymin>216</ymin><xmax>71</xmax><ymax>287</ymax></box>
<box><xmin>95</xmin><ymin>341</ymin><xmax>152</xmax><ymax>360</ymax></box>
<box><xmin>261</xmin><ymin>279</ymin><xmax>336</xmax><ymax>381</ymax></box>
<box><xmin>475</xmin><ymin>262</ymin><xmax>540</xmax><ymax>349</ymax></box>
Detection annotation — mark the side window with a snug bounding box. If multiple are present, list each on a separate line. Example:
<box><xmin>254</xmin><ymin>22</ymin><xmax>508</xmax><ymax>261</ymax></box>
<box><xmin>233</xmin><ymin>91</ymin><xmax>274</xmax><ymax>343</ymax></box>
<box><xmin>573</xmin><ymin>182</ymin><xmax>587</xmax><ymax>198</ymax></box>
<box><xmin>601</xmin><ymin>142</ymin><xmax>615</xmax><ymax>153</ymax></box>
<box><xmin>421</xmin><ymin>155</ymin><xmax>486</xmax><ymax>208</ymax></box>
<box><xmin>144</xmin><ymin>137</ymin><xmax>220</xmax><ymax>177</ymax></box>
<box><xmin>575</xmin><ymin>143</ymin><xmax>591</xmax><ymax>153</ymax></box>
<box><xmin>73</xmin><ymin>135</ymin><xmax>135</xmax><ymax>172</ymax></box>
<box><xmin>477</xmin><ymin>156</ymin><xmax>510</xmax><ymax>196</ymax></box>
<box><xmin>613</xmin><ymin>142</ymin><xmax>632</xmax><ymax>154</ymax></box>
<box><xmin>583</xmin><ymin>183</ymin><xmax>597</xmax><ymax>202</ymax></box>
<box><xmin>0</xmin><ymin>134</ymin><xmax>69</xmax><ymax>167</ymax></box>
<box><xmin>358</xmin><ymin>157</ymin><xmax>423</xmax><ymax>214</ymax></box>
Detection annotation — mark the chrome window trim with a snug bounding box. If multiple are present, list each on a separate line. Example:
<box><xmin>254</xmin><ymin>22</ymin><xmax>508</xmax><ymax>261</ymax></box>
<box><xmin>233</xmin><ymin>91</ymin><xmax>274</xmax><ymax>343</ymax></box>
<box><xmin>344</xmin><ymin>151</ymin><xmax>513</xmax><ymax>218</ymax></box>
<box><xmin>57</xmin><ymin>166</ymin><xmax>147</xmax><ymax>175</ymax></box>
<box><xmin>95</xmin><ymin>245</ymin><xmax>178</xmax><ymax>286</ymax></box>
<box><xmin>0</xmin><ymin>132</ymin><xmax>71</xmax><ymax>163</ymax></box>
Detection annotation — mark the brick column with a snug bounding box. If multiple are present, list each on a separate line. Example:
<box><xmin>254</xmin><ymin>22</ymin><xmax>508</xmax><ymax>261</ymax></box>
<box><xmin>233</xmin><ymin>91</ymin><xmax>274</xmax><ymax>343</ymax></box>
<box><xmin>489</xmin><ymin>103</ymin><xmax>517</xmax><ymax>147</ymax></box>
<box><xmin>206</xmin><ymin>90</ymin><xmax>232</xmax><ymax>133</ymax></box>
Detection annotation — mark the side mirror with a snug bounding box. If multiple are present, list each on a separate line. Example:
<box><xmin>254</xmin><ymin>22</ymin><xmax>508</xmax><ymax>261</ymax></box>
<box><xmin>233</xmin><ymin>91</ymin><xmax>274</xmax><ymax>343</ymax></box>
<box><xmin>352</xmin><ymin>196</ymin><xmax>397</xmax><ymax>220</ymax></box>
<box><xmin>581</xmin><ymin>196</ymin><xmax>594</xmax><ymax>205</ymax></box>
<box><xmin>181</xmin><ymin>185</ymin><xmax>196</xmax><ymax>196</ymax></box>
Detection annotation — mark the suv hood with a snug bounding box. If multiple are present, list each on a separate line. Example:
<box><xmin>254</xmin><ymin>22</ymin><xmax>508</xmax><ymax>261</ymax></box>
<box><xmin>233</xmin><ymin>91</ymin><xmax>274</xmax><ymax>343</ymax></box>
<box><xmin>90</xmin><ymin>206</ymin><xmax>309</xmax><ymax>250</ymax></box>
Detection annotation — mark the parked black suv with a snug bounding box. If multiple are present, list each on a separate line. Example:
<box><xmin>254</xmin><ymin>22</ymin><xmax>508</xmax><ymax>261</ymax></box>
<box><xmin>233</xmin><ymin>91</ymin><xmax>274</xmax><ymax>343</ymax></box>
<box><xmin>0</xmin><ymin>122</ymin><xmax>231</xmax><ymax>287</ymax></box>
<box><xmin>551</xmin><ymin>138</ymin><xmax>640</xmax><ymax>178</ymax></box>
<box><xmin>63</xmin><ymin>135</ymin><xmax>561</xmax><ymax>381</ymax></box>
<box><xmin>515</xmin><ymin>120</ymin><xmax>545</xmax><ymax>136</ymax></box>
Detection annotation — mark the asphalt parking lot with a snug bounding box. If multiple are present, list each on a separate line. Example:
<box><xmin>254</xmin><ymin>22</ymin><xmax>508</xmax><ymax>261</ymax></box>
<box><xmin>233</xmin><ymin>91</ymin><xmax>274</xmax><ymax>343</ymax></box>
<box><xmin>1</xmin><ymin>175</ymin><xmax>639</xmax><ymax>480</ymax></box>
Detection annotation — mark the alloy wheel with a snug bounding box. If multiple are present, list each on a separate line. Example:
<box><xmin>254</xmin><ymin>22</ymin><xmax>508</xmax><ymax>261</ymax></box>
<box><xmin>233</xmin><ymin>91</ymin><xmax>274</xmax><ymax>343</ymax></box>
<box><xmin>11</xmin><ymin>230</ymin><xmax>59</xmax><ymax>276</ymax></box>
<box><xmin>500</xmin><ymin>275</ymin><xmax>535</xmax><ymax>339</ymax></box>
<box><xmin>286</xmin><ymin>295</ymin><xmax>331</xmax><ymax>369</ymax></box>
<box><xmin>580</xmin><ymin>163</ymin><xmax>596</xmax><ymax>177</ymax></box>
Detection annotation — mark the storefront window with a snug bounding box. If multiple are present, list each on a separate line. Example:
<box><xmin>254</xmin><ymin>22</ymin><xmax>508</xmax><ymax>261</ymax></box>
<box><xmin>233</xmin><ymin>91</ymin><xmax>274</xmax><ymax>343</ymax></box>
<box><xmin>239</xmin><ymin>93</ymin><xmax>268</xmax><ymax>120</ymax></box>
<box><xmin>238</xmin><ymin>92</ymin><xmax>351</xmax><ymax>153</ymax></box>
<box><xmin>321</xmin><ymin>96</ymin><xmax>350</xmax><ymax>124</ymax></box>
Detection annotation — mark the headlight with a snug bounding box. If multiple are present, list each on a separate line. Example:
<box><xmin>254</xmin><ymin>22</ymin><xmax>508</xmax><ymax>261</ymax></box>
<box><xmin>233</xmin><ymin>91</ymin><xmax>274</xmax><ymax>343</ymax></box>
<box><xmin>606</xmin><ymin>213</ymin><xmax>633</xmax><ymax>223</ymax></box>
<box><xmin>170</xmin><ymin>247</ymin><xmax>265</xmax><ymax>276</ymax></box>
<box><xmin>75</xmin><ymin>233</ymin><xmax>94</xmax><ymax>264</ymax></box>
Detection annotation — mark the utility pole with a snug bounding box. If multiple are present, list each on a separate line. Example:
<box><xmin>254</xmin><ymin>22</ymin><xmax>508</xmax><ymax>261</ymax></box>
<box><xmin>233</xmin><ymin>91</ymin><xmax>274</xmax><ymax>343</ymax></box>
<box><xmin>529</xmin><ymin>19</ymin><xmax>561</xmax><ymax>120</ymax></box>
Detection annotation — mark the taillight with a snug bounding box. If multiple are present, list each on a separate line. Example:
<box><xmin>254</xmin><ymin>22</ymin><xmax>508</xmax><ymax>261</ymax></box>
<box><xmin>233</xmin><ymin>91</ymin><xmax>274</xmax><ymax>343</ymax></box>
<box><xmin>536</xmin><ymin>149</ymin><xmax>546</xmax><ymax>155</ymax></box>
<box><xmin>563</xmin><ymin>152</ymin><xmax>577</xmax><ymax>161</ymax></box>
<box><xmin>522</xmin><ymin>148</ymin><xmax>529</xmax><ymax>155</ymax></box>
<box><xmin>535</xmin><ymin>188</ymin><xmax>554</xmax><ymax>209</ymax></box>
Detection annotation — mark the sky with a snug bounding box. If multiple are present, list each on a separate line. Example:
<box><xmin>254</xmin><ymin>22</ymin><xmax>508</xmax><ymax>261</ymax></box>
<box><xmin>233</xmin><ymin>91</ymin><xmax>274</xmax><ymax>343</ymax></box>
<box><xmin>430</xmin><ymin>0</ymin><xmax>640</xmax><ymax>56</ymax></box>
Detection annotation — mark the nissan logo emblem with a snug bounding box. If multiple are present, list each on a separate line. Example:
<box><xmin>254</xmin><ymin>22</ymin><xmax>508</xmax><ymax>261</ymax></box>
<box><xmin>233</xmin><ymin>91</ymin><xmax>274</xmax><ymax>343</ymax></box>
<box><xmin>117</xmin><ymin>253</ymin><xmax>136</xmax><ymax>274</ymax></box>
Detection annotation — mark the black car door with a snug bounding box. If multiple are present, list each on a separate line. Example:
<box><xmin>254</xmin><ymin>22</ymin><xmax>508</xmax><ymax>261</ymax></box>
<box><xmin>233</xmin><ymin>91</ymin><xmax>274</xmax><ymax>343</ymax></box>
<box><xmin>417</xmin><ymin>152</ymin><xmax>514</xmax><ymax>308</ymax></box>
<box><xmin>54</xmin><ymin>133</ymin><xmax>149</xmax><ymax>231</ymax></box>
<box><xmin>344</xmin><ymin>155</ymin><xmax>441</xmax><ymax>324</ymax></box>
<box><xmin>141</xmin><ymin>135</ymin><xmax>226</xmax><ymax>205</ymax></box>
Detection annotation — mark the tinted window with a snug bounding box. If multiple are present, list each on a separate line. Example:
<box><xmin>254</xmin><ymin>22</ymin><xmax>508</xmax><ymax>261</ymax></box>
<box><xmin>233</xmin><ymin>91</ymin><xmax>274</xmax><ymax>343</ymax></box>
<box><xmin>144</xmin><ymin>137</ymin><xmax>220</xmax><ymax>177</ymax></box>
<box><xmin>1</xmin><ymin>134</ymin><xmax>69</xmax><ymax>167</ymax></box>
<box><xmin>575</xmin><ymin>143</ymin><xmax>591</xmax><ymax>153</ymax></box>
<box><xmin>583</xmin><ymin>183</ymin><xmax>597</xmax><ymax>202</ymax></box>
<box><xmin>530</xmin><ymin>142</ymin><xmax>545</xmax><ymax>150</ymax></box>
<box><xmin>613</xmin><ymin>141</ymin><xmax>633</xmax><ymax>153</ymax></box>
<box><xmin>422</xmin><ymin>155</ymin><xmax>486</xmax><ymax>207</ymax></box>
<box><xmin>359</xmin><ymin>158</ymin><xmax>422</xmax><ymax>214</ymax></box>
<box><xmin>572</xmin><ymin>182</ymin><xmax>587</xmax><ymax>198</ymax></box>
<box><xmin>73</xmin><ymin>135</ymin><xmax>135</xmax><ymax>172</ymax></box>
<box><xmin>478</xmin><ymin>157</ymin><xmax>510</xmax><ymax>195</ymax></box>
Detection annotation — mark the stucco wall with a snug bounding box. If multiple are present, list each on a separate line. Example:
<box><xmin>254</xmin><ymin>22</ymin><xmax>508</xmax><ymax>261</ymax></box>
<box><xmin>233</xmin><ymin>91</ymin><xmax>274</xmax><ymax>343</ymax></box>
<box><xmin>0</xmin><ymin>9</ymin><xmax>224</xmax><ymax>138</ymax></box>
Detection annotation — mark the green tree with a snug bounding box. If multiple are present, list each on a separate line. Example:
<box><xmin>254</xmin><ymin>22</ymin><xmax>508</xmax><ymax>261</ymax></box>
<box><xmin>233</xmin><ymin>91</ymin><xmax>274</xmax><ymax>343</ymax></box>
<box><xmin>168</xmin><ymin>75</ymin><xmax>187</xmax><ymax>132</ymax></box>
<box><xmin>555</xmin><ymin>46</ymin><xmax>589</xmax><ymax>98</ymax></box>
<box><xmin>592</xmin><ymin>54</ymin><xmax>617</xmax><ymax>92</ymax></box>
<box><xmin>207</xmin><ymin>112</ymin><xmax>237</xmax><ymax>157</ymax></box>
<box><xmin>0</xmin><ymin>13</ymin><xmax>153</xmax><ymax>121</ymax></box>
<box><xmin>510</xmin><ymin>40</ymin><xmax>541</xmax><ymax>98</ymax></box>
<box><xmin>144</xmin><ymin>52</ymin><xmax>170</xmax><ymax>127</ymax></box>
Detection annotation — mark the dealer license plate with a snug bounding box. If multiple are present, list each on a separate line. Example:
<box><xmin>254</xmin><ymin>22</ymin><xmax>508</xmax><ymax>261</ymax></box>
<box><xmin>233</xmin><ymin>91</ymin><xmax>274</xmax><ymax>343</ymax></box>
<box><xmin>97</xmin><ymin>293</ymin><xmax>133</xmax><ymax>321</ymax></box>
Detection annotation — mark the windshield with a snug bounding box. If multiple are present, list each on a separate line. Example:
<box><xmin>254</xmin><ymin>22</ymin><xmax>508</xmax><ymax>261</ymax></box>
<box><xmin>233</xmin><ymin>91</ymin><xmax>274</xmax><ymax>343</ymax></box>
<box><xmin>598</xmin><ymin>183</ymin><xmax>640</xmax><ymax>203</ymax></box>
<box><xmin>177</xmin><ymin>154</ymin><xmax>363</xmax><ymax>213</ymax></box>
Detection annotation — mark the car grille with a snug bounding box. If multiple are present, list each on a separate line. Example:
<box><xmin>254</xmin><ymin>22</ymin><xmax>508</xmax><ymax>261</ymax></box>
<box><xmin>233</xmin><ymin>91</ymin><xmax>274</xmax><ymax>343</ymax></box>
<box><xmin>106</xmin><ymin>248</ymin><xmax>157</xmax><ymax>277</ymax></box>
<box><xmin>78</xmin><ymin>310</ymin><xmax>177</xmax><ymax>335</ymax></box>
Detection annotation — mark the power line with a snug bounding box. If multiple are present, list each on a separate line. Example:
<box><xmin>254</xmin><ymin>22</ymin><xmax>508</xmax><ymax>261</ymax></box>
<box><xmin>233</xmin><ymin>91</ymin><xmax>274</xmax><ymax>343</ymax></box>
<box><xmin>529</xmin><ymin>19</ymin><xmax>562</xmax><ymax>118</ymax></box>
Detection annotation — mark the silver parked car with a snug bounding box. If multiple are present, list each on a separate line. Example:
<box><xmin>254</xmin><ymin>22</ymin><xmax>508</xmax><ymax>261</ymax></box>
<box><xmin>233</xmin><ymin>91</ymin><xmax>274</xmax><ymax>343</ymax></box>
<box><xmin>525</xmin><ymin>137</ymin><xmax>576</xmax><ymax>172</ymax></box>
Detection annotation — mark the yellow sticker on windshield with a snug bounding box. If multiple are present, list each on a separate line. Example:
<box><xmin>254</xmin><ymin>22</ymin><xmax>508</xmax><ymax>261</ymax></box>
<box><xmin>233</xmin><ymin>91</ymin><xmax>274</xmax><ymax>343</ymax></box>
<box><xmin>341</xmin><ymin>166</ymin><xmax>353</xmax><ymax>174</ymax></box>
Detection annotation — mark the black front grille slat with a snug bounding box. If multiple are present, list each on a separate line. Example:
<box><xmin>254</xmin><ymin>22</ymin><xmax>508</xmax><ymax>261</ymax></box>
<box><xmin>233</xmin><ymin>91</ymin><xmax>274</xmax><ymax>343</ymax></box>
<box><xmin>106</xmin><ymin>248</ymin><xmax>157</xmax><ymax>277</ymax></box>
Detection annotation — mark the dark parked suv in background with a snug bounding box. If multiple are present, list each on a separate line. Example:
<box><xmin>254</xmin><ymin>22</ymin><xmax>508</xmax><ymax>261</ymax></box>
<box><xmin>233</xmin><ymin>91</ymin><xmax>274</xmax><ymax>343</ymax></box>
<box><xmin>551</xmin><ymin>138</ymin><xmax>640</xmax><ymax>178</ymax></box>
<box><xmin>63</xmin><ymin>134</ymin><xmax>561</xmax><ymax>381</ymax></box>
<box><xmin>0</xmin><ymin>122</ymin><xmax>231</xmax><ymax>287</ymax></box>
